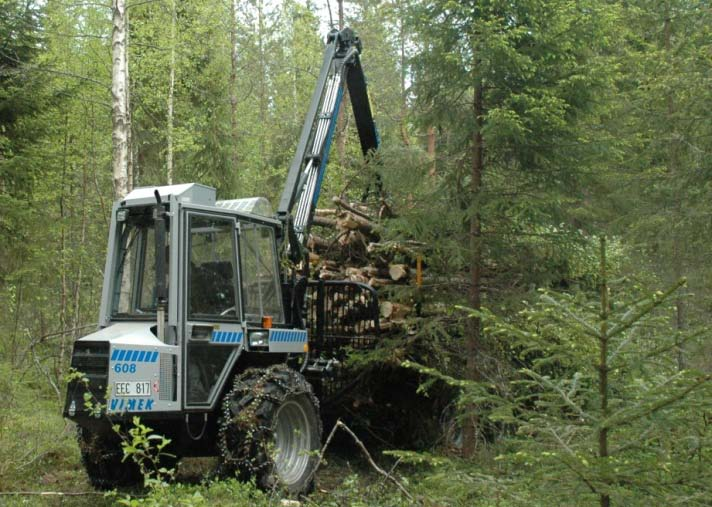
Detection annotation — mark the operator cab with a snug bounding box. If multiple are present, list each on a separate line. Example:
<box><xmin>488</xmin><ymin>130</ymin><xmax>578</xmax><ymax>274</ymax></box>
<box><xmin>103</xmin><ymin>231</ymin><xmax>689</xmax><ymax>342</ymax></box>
<box><xmin>76</xmin><ymin>183</ymin><xmax>304</xmax><ymax>415</ymax></box>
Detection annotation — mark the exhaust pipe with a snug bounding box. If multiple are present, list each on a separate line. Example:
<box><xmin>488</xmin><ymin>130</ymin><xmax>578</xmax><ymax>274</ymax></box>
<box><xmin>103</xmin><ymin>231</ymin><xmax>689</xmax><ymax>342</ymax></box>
<box><xmin>154</xmin><ymin>190</ymin><xmax>168</xmax><ymax>343</ymax></box>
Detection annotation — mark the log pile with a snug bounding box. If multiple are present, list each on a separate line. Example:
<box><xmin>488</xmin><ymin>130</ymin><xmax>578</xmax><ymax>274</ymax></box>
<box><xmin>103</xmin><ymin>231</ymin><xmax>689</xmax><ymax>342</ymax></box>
<box><xmin>307</xmin><ymin>196</ymin><xmax>422</xmax><ymax>333</ymax></box>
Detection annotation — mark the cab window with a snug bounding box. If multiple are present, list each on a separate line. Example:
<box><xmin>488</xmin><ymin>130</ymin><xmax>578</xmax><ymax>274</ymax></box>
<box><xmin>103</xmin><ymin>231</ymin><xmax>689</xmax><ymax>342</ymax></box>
<box><xmin>239</xmin><ymin>223</ymin><xmax>284</xmax><ymax>323</ymax></box>
<box><xmin>188</xmin><ymin>215</ymin><xmax>238</xmax><ymax>320</ymax></box>
<box><xmin>112</xmin><ymin>208</ymin><xmax>168</xmax><ymax>318</ymax></box>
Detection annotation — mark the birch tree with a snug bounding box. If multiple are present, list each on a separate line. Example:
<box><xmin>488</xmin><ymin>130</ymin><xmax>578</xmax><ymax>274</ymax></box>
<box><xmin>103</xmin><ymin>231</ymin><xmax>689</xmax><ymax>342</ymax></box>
<box><xmin>112</xmin><ymin>0</ymin><xmax>131</xmax><ymax>199</ymax></box>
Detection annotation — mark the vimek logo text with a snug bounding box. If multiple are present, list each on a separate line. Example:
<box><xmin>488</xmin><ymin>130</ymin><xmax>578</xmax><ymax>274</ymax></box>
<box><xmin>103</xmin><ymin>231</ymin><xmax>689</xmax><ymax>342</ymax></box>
<box><xmin>110</xmin><ymin>398</ymin><xmax>154</xmax><ymax>411</ymax></box>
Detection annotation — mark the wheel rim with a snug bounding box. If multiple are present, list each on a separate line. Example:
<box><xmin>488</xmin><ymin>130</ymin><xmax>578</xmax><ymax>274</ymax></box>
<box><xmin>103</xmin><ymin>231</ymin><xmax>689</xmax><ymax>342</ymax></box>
<box><xmin>273</xmin><ymin>396</ymin><xmax>312</xmax><ymax>486</ymax></box>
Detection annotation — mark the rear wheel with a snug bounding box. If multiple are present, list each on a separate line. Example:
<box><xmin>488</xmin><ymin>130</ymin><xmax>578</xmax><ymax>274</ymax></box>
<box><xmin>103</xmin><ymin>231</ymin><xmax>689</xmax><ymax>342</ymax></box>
<box><xmin>217</xmin><ymin>364</ymin><xmax>322</xmax><ymax>494</ymax></box>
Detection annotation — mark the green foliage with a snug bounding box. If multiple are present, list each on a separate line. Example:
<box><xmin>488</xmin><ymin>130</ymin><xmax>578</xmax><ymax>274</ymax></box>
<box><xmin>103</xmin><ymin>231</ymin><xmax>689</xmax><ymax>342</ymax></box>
<box><xmin>403</xmin><ymin>240</ymin><xmax>712</xmax><ymax>505</ymax></box>
<box><xmin>115</xmin><ymin>416</ymin><xmax>176</xmax><ymax>489</ymax></box>
<box><xmin>110</xmin><ymin>478</ymin><xmax>272</xmax><ymax>507</ymax></box>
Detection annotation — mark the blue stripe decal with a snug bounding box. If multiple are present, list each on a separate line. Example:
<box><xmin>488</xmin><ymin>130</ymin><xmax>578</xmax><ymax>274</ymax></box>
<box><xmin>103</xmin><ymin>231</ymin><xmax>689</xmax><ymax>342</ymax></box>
<box><xmin>111</xmin><ymin>349</ymin><xmax>160</xmax><ymax>362</ymax></box>
<box><xmin>210</xmin><ymin>330</ymin><xmax>243</xmax><ymax>344</ymax></box>
<box><xmin>269</xmin><ymin>330</ymin><xmax>306</xmax><ymax>343</ymax></box>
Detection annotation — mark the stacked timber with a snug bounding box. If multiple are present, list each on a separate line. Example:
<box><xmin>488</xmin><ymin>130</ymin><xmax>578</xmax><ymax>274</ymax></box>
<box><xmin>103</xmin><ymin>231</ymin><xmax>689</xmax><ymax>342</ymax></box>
<box><xmin>307</xmin><ymin>196</ymin><xmax>423</xmax><ymax>333</ymax></box>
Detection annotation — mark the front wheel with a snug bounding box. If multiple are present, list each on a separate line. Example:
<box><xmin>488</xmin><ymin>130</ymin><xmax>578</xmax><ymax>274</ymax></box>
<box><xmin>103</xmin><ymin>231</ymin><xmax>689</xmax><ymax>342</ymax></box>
<box><xmin>217</xmin><ymin>365</ymin><xmax>322</xmax><ymax>494</ymax></box>
<box><xmin>77</xmin><ymin>426</ymin><xmax>142</xmax><ymax>490</ymax></box>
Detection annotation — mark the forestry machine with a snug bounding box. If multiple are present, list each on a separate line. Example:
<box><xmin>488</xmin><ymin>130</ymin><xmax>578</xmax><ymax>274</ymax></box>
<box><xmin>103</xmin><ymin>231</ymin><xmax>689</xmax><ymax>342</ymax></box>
<box><xmin>64</xmin><ymin>28</ymin><xmax>381</xmax><ymax>493</ymax></box>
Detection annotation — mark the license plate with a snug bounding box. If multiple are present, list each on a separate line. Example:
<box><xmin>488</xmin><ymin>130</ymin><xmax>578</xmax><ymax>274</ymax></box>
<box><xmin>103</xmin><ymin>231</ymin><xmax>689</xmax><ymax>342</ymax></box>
<box><xmin>114</xmin><ymin>381</ymin><xmax>151</xmax><ymax>397</ymax></box>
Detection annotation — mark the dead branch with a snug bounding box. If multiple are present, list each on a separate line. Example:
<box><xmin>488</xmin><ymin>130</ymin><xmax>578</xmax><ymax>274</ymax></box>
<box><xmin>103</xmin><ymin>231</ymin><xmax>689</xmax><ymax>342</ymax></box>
<box><xmin>31</xmin><ymin>346</ymin><xmax>61</xmax><ymax>400</ymax></box>
<box><xmin>310</xmin><ymin>419</ymin><xmax>414</xmax><ymax>501</ymax></box>
<box><xmin>332</xmin><ymin>196</ymin><xmax>372</xmax><ymax>221</ymax></box>
<box><xmin>19</xmin><ymin>323</ymin><xmax>97</xmax><ymax>365</ymax></box>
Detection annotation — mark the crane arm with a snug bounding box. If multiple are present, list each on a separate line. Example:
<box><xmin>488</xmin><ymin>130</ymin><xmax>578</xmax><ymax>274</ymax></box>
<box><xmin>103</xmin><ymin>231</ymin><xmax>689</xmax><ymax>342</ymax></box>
<box><xmin>277</xmin><ymin>28</ymin><xmax>379</xmax><ymax>263</ymax></box>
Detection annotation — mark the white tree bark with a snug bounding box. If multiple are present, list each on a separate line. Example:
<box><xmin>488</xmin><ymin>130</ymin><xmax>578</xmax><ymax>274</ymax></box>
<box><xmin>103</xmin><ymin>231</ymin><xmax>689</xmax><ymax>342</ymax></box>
<box><xmin>125</xmin><ymin>5</ymin><xmax>134</xmax><ymax>189</ymax></box>
<box><xmin>112</xmin><ymin>0</ymin><xmax>130</xmax><ymax>199</ymax></box>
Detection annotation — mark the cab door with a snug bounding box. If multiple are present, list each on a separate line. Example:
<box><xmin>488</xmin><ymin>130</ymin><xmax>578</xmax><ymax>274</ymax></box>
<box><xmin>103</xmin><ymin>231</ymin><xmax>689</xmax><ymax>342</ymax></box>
<box><xmin>182</xmin><ymin>211</ymin><xmax>243</xmax><ymax>409</ymax></box>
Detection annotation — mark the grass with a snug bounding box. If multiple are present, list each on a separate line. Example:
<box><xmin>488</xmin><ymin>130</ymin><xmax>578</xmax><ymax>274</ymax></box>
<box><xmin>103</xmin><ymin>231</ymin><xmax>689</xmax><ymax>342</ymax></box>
<box><xmin>0</xmin><ymin>360</ymin><xmax>423</xmax><ymax>506</ymax></box>
<box><xmin>0</xmin><ymin>361</ymin><xmax>115</xmax><ymax>506</ymax></box>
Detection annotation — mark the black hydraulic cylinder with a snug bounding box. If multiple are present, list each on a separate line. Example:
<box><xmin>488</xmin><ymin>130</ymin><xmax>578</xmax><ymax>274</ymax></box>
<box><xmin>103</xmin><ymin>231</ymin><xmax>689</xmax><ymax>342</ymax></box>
<box><xmin>276</xmin><ymin>28</ymin><xmax>379</xmax><ymax>262</ymax></box>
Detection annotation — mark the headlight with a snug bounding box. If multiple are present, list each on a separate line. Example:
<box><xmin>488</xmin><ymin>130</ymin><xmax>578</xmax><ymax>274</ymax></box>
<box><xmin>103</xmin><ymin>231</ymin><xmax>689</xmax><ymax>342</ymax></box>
<box><xmin>248</xmin><ymin>331</ymin><xmax>269</xmax><ymax>348</ymax></box>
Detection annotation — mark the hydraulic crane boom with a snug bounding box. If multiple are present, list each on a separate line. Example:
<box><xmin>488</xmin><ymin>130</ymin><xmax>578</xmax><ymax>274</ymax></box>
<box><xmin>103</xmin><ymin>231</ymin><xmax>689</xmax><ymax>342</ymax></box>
<box><xmin>277</xmin><ymin>27</ymin><xmax>379</xmax><ymax>262</ymax></box>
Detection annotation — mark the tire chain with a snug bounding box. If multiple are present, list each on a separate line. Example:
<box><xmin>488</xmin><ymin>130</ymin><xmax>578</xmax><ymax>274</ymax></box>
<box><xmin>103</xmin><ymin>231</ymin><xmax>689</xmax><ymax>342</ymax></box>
<box><xmin>216</xmin><ymin>364</ymin><xmax>321</xmax><ymax>485</ymax></box>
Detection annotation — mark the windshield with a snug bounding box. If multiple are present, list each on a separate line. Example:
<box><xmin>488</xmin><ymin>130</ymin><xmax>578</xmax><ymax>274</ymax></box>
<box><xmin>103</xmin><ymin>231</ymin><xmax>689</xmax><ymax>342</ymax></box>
<box><xmin>111</xmin><ymin>208</ymin><xmax>167</xmax><ymax>318</ymax></box>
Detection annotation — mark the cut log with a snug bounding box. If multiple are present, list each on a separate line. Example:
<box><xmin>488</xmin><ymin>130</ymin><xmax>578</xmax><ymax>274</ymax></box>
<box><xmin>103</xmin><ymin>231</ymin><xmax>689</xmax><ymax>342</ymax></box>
<box><xmin>368</xmin><ymin>277</ymin><xmax>393</xmax><ymax>288</ymax></box>
<box><xmin>388</xmin><ymin>264</ymin><xmax>409</xmax><ymax>282</ymax></box>
<box><xmin>313</xmin><ymin>215</ymin><xmax>337</xmax><ymax>228</ymax></box>
<box><xmin>345</xmin><ymin>267</ymin><xmax>363</xmax><ymax>277</ymax></box>
<box><xmin>380</xmin><ymin>302</ymin><xmax>411</xmax><ymax>321</ymax></box>
<box><xmin>315</xmin><ymin>208</ymin><xmax>338</xmax><ymax>217</ymax></box>
<box><xmin>377</xmin><ymin>320</ymin><xmax>395</xmax><ymax>332</ymax></box>
<box><xmin>319</xmin><ymin>269</ymin><xmax>344</xmax><ymax>280</ymax></box>
<box><xmin>348</xmin><ymin>273</ymin><xmax>369</xmax><ymax>284</ymax></box>
<box><xmin>308</xmin><ymin>234</ymin><xmax>330</xmax><ymax>251</ymax></box>
<box><xmin>336</xmin><ymin>211</ymin><xmax>378</xmax><ymax>235</ymax></box>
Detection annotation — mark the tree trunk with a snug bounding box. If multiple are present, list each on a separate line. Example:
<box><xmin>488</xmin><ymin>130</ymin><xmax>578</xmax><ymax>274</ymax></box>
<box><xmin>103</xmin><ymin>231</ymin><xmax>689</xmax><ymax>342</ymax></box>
<box><xmin>399</xmin><ymin>8</ymin><xmax>409</xmax><ymax>146</ymax></box>
<box><xmin>166</xmin><ymin>0</ymin><xmax>176</xmax><ymax>184</ymax></box>
<box><xmin>125</xmin><ymin>5</ymin><xmax>134</xmax><ymax>189</ymax></box>
<box><xmin>427</xmin><ymin>126</ymin><xmax>436</xmax><ymax>176</ymax></box>
<box><xmin>598</xmin><ymin>237</ymin><xmax>610</xmax><ymax>507</ymax></box>
<box><xmin>462</xmin><ymin>80</ymin><xmax>484</xmax><ymax>458</ymax></box>
<box><xmin>257</xmin><ymin>0</ymin><xmax>267</xmax><ymax>167</ymax></box>
<box><xmin>72</xmin><ymin>152</ymin><xmax>88</xmax><ymax>343</ymax></box>
<box><xmin>111</xmin><ymin>0</ymin><xmax>130</xmax><ymax>199</ymax></box>
<box><xmin>664</xmin><ymin>7</ymin><xmax>686</xmax><ymax>371</ymax></box>
<box><xmin>58</xmin><ymin>113</ymin><xmax>69</xmax><ymax>377</ymax></box>
<box><xmin>229</xmin><ymin>0</ymin><xmax>239</xmax><ymax>177</ymax></box>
